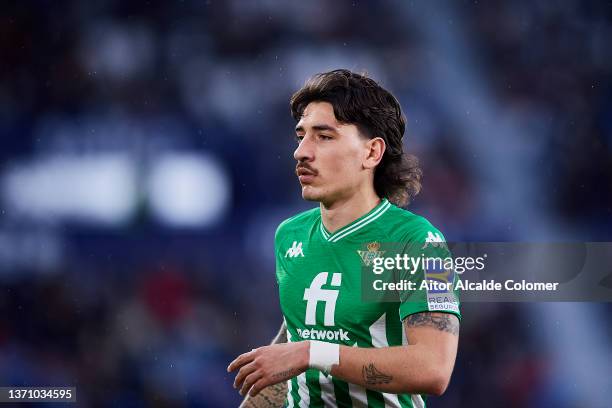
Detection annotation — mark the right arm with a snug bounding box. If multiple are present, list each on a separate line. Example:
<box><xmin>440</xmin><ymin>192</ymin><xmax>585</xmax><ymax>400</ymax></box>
<box><xmin>238</xmin><ymin>321</ymin><xmax>288</xmax><ymax>408</ymax></box>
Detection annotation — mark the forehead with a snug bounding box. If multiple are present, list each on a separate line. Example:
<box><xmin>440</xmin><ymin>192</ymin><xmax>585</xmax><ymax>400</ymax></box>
<box><xmin>296</xmin><ymin>101</ymin><xmax>340</xmax><ymax>128</ymax></box>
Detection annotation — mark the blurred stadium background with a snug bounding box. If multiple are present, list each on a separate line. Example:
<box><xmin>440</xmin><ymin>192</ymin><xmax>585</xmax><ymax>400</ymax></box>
<box><xmin>1</xmin><ymin>1</ymin><xmax>611</xmax><ymax>407</ymax></box>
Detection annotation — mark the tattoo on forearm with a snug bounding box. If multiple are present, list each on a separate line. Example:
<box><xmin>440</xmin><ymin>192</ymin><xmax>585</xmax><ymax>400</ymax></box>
<box><xmin>362</xmin><ymin>363</ymin><xmax>393</xmax><ymax>385</ymax></box>
<box><xmin>240</xmin><ymin>322</ymin><xmax>289</xmax><ymax>407</ymax></box>
<box><xmin>405</xmin><ymin>312</ymin><xmax>460</xmax><ymax>335</ymax></box>
<box><xmin>271</xmin><ymin>367</ymin><xmax>295</xmax><ymax>380</ymax></box>
<box><xmin>240</xmin><ymin>381</ymin><xmax>287</xmax><ymax>408</ymax></box>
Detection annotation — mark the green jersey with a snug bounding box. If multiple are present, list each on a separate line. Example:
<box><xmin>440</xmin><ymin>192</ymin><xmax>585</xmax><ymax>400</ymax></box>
<box><xmin>275</xmin><ymin>198</ymin><xmax>461</xmax><ymax>408</ymax></box>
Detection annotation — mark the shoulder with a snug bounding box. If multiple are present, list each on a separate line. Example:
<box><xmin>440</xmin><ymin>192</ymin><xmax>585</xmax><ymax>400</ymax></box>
<box><xmin>275</xmin><ymin>207</ymin><xmax>319</xmax><ymax>242</ymax></box>
<box><xmin>383</xmin><ymin>204</ymin><xmax>446</xmax><ymax>243</ymax></box>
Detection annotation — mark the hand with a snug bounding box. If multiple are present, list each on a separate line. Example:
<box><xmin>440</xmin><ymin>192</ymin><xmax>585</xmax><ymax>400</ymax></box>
<box><xmin>228</xmin><ymin>341</ymin><xmax>310</xmax><ymax>397</ymax></box>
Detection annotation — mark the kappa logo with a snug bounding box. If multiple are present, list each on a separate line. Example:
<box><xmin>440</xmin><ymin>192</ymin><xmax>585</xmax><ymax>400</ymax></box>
<box><xmin>303</xmin><ymin>272</ymin><xmax>341</xmax><ymax>326</ymax></box>
<box><xmin>285</xmin><ymin>241</ymin><xmax>305</xmax><ymax>258</ymax></box>
<box><xmin>422</xmin><ymin>231</ymin><xmax>445</xmax><ymax>249</ymax></box>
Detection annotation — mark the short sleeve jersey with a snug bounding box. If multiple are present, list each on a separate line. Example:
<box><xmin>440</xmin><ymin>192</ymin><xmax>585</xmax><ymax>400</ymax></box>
<box><xmin>276</xmin><ymin>199</ymin><xmax>460</xmax><ymax>408</ymax></box>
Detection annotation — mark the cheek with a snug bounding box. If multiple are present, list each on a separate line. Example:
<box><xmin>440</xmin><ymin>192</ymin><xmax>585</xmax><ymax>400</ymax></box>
<box><xmin>324</xmin><ymin>149</ymin><xmax>363</xmax><ymax>179</ymax></box>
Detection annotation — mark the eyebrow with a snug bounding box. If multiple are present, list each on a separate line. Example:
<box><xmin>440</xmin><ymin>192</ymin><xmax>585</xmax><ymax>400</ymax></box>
<box><xmin>295</xmin><ymin>124</ymin><xmax>339</xmax><ymax>133</ymax></box>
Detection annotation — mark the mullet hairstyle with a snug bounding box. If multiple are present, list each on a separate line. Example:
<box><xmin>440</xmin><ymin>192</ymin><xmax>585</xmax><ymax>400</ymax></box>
<box><xmin>290</xmin><ymin>69</ymin><xmax>422</xmax><ymax>207</ymax></box>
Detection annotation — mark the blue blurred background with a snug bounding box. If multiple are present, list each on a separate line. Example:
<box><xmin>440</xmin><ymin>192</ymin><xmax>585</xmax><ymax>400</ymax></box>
<box><xmin>1</xmin><ymin>1</ymin><xmax>611</xmax><ymax>407</ymax></box>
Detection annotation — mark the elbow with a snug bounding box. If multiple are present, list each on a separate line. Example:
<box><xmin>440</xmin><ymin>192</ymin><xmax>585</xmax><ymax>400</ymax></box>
<box><xmin>399</xmin><ymin>368</ymin><xmax>451</xmax><ymax>396</ymax></box>
<box><xmin>426</xmin><ymin>372</ymin><xmax>450</xmax><ymax>396</ymax></box>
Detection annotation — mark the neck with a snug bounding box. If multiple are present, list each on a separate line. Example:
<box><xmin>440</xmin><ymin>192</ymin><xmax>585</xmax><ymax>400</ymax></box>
<box><xmin>320</xmin><ymin>189</ymin><xmax>382</xmax><ymax>233</ymax></box>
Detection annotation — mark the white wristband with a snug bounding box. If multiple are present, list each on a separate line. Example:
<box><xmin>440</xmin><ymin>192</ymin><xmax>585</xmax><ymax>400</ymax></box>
<box><xmin>309</xmin><ymin>341</ymin><xmax>340</xmax><ymax>374</ymax></box>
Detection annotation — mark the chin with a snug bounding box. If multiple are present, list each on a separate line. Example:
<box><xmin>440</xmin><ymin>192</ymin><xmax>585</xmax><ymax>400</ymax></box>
<box><xmin>301</xmin><ymin>185</ymin><xmax>325</xmax><ymax>202</ymax></box>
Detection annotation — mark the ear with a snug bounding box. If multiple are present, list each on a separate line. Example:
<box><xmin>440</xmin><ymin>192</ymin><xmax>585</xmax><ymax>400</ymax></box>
<box><xmin>363</xmin><ymin>137</ymin><xmax>386</xmax><ymax>170</ymax></box>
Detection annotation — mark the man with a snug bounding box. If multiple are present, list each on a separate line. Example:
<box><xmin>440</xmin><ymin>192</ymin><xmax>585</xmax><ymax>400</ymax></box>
<box><xmin>229</xmin><ymin>69</ymin><xmax>460</xmax><ymax>407</ymax></box>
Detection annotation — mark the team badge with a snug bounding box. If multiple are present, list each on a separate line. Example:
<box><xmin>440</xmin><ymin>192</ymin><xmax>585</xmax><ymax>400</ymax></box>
<box><xmin>357</xmin><ymin>242</ymin><xmax>385</xmax><ymax>266</ymax></box>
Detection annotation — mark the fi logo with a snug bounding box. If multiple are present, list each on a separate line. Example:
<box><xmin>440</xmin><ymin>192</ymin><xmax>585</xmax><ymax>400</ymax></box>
<box><xmin>303</xmin><ymin>272</ymin><xmax>341</xmax><ymax>326</ymax></box>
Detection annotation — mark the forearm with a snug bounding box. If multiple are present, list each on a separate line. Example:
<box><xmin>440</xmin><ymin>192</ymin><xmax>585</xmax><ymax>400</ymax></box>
<box><xmin>330</xmin><ymin>313</ymin><xmax>459</xmax><ymax>396</ymax></box>
<box><xmin>330</xmin><ymin>342</ymin><xmax>451</xmax><ymax>395</ymax></box>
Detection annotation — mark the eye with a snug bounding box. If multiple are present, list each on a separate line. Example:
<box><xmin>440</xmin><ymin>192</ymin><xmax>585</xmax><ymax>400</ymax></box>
<box><xmin>319</xmin><ymin>134</ymin><xmax>333</xmax><ymax>141</ymax></box>
<box><xmin>295</xmin><ymin>134</ymin><xmax>304</xmax><ymax>144</ymax></box>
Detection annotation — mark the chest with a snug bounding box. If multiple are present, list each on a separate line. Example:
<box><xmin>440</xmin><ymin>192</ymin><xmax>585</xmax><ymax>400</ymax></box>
<box><xmin>277</xmin><ymin>238</ymin><xmax>395</xmax><ymax>343</ymax></box>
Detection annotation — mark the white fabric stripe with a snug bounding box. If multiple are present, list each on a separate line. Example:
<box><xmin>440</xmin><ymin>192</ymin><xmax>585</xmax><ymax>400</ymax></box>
<box><xmin>411</xmin><ymin>394</ymin><xmax>425</xmax><ymax>408</ymax></box>
<box><xmin>291</xmin><ymin>329</ymin><xmax>308</xmax><ymax>408</ymax></box>
<box><xmin>286</xmin><ymin>330</ymin><xmax>296</xmax><ymax>408</ymax></box>
<box><xmin>369</xmin><ymin>313</ymin><xmax>401</xmax><ymax>408</ymax></box>
<box><xmin>329</xmin><ymin>200</ymin><xmax>389</xmax><ymax>242</ymax></box>
<box><xmin>369</xmin><ymin>313</ymin><xmax>388</xmax><ymax>348</ymax></box>
<box><xmin>297</xmin><ymin>373</ymin><xmax>310</xmax><ymax>408</ymax></box>
<box><xmin>320</xmin><ymin>222</ymin><xmax>330</xmax><ymax>239</ymax></box>
<box><xmin>319</xmin><ymin>372</ymin><xmax>338</xmax><ymax>408</ymax></box>
<box><xmin>347</xmin><ymin>343</ymin><xmax>369</xmax><ymax>407</ymax></box>
<box><xmin>329</xmin><ymin>201</ymin><xmax>391</xmax><ymax>242</ymax></box>
<box><xmin>347</xmin><ymin>381</ymin><xmax>369</xmax><ymax>408</ymax></box>
<box><xmin>286</xmin><ymin>379</ymin><xmax>294</xmax><ymax>408</ymax></box>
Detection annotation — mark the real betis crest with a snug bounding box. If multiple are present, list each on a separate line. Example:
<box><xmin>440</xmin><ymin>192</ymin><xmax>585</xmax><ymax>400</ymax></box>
<box><xmin>357</xmin><ymin>242</ymin><xmax>385</xmax><ymax>266</ymax></box>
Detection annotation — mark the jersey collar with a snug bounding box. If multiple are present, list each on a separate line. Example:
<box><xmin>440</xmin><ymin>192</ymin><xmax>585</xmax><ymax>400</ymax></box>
<box><xmin>319</xmin><ymin>198</ymin><xmax>391</xmax><ymax>243</ymax></box>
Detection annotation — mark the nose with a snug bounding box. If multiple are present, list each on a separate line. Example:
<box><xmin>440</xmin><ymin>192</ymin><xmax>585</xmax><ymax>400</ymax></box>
<box><xmin>294</xmin><ymin>135</ymin><xmax>314</xmax><ymax>162</ymax></box>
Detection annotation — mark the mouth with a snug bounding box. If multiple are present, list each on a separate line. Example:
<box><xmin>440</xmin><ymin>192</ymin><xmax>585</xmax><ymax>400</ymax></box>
<box><xmin>296</xmin><ymin>167</ymin><xmax>317</xmax><ymax>184</ymax></box>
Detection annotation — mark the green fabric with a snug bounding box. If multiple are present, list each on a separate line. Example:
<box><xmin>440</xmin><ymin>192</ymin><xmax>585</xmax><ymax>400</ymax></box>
<box><xmin>276</xmin><ymin>199</ymin><xmax>461</xmax><ymax>407</ymax></box>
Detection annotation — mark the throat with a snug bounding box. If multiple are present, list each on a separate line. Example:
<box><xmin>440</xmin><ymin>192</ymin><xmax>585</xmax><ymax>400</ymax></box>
<box><xmin>320</xmin><ymin>194</ymin><xmax>382</xmax><ymax>234</ymax></box>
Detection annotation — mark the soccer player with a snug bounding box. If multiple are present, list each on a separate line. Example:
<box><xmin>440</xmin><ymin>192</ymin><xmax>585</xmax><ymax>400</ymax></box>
<box><xmin>228</xmin><ymin>69</ymin><xmax>460</xmax><ymax>407</ymax></box>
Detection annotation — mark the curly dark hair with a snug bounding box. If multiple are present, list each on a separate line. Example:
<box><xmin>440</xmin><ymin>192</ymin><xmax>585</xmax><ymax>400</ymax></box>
<box><xmin>290</xmin><ymin>69</ymin><xmax>422</xmax><ymax>207</ymax></box>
